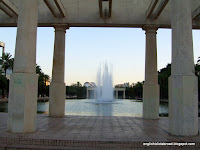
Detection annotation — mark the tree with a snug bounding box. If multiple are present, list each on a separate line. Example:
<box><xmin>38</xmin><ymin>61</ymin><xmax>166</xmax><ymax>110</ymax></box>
<box><xmin>77</xmin><ymin>81</ymin><xmax>82</xmax><ymax>87</ymax></box>
<box><xmin>125</xmin><ymin>87</ymin><xmax>135</xmax><ymax>99</ymax></box>
<box><xmin>195</xmin><ymin>59</ymin><xmax>200</xmax><ymax>102</ymax></box>
<box><xmin>197</xmin><ymin>57</ymin><xmax>200</xmax><ymax>65</ymax></box>
<box><xmin>125</xmin><ymin>82</ymin><xmax>143</xmax><ymax>99</ymax></box>
<box><xmin>134</xmin><ymin>82</ymin><xmax>143</xmax><ymax>98</ymax></box>
<box><xmin>71</xmin><ymin>82</ymin><xmax>82</xmax><ymax>87</ymax></box>
<box><xmin>36</xmin><ymin>64</ymin><xmax>42</xmax><ymax>74</ymax></box>
<box><xmin>0</xmin><ymin>53</ymin><xmax>13</xmax><ymax>75</ymax></box>
<box><xmin>0</xmin><ymin>71</ymin><xmax>9</xmax><ymax>98</ymax></box>
<box><xmin>0</xmin><ymin>53</ymin><xmax>13</xmax><ymax>98</ymax></box>
<box><xmin>10</xmin><ymin>58</ymin><xmax>14</xmax><ymax>71</ymax></box>
<box><xmin>44</xmin><ymin>74</ymin><xmax>50</xmax><ymax>86</ymax></box>
<box><xmin>66</xmin><ymin>82</ymin><xmax>86</xmax><ymax>99</ymax></box>
<box><xmin>158</xmin><ymin>64</ymin><xmax>171</xmax><ymax>100</ymax></box>
<box><xmin>36</xmin><ymin>64</ymin><xmax>50</xmax><ymax>97</ymax></box>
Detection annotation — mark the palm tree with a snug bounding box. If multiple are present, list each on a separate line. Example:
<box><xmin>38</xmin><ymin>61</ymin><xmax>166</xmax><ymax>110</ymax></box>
<box><xmin>44</xmin><ymin>74</ymin><xmax>50</xmax><ymax>86</ymax></box>
<box><xmin>36</xmin><ymin>64</ymin><xmax>42</xmax><ymax>74</ymax></box>
<box><xmin>36</xmin><ymin>64</ymin><xmax>51</xmax><ymax>97</ymax></box>
<box><xmin>77</xmin><ymin>81</ymin><xmax>82</xmax><ymax>87</ymax></box>
<box><xmin>0</xmin><ymin>53</ymin><xmax>13</xmax><ymax>75</ymax></box>
<box><xmin>198</xmin><ymin>57</ymin><xmax>200</xmax><ymax>65</ymax></box>
<box><xmin>0</xmin><ymin>53</ymin><xmax>13</xmax><ymax>98</ymax></box>
<box><xmin>10</xmin><ymin>58</ymin><xmax>14</xmax><ymax>71</ymax></box>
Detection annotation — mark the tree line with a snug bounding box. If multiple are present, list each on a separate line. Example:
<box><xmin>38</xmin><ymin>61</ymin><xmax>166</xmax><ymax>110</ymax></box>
<box><xmin>125</xmin><ymin>58</ymin><xmax>200</xmax><ymax>101</ymax></box>
<box><xmin>36</xmin><ymin>64</ymin><xmax>50</xmax><ymax>97</ymax></box>
<box><xmin>0</xmin><ymin>53</ymin><xmax>50</xmax><ymax>98</ymax></box>
<box><xmin>158</xmin><ymin>58</ymin><xmax>200</xmax><ymax>101</ymax></box>
<box><xmin>66</xmin><ymin>57</ymin><xmax>200</xmax><ymax>100</ymax></box>
<box><xmin>66</xmin><ymin>82</ymin><xmax>86</xmax><ymax>99</ymax></box>
<box><xmin>1</xmin><ymin>52</ymin><xmax>200</xmax><ymax>100</ymax></box>
<box><xmin>0</xmin><ymin>53</ymin><xmax>14</xmax><ymax>98</ymax></box>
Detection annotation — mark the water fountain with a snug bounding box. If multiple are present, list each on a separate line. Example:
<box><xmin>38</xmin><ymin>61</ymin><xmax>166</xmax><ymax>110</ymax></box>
<box><xmin>96</xmin><ymin>62</ymin><xmax>114</xmax><ymax>103</ymax></box>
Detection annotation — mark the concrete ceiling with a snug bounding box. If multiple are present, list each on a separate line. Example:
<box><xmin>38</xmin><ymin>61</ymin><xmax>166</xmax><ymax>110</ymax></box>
<box><xmin>0</xmin><ymin>0</ymin><xmax>200</xmax><ymax>29</ymax></box>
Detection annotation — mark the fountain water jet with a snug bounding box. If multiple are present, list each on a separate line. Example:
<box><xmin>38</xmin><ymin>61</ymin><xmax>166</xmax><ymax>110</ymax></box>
<box><xmin>96</xmin><ymin>62</ymin><xmax>114</xmax><ymax>103</ymax></box>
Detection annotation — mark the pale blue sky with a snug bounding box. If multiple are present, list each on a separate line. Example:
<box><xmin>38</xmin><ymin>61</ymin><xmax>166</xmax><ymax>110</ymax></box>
<box><xmin>0</xmin><ymin>27</ymin><xmax>200</xmax><ymax>86</ymax></box>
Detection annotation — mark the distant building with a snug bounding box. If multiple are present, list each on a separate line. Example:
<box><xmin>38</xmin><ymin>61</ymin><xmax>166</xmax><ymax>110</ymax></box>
<box><xmin>86</xmin><ymin>87</ymin><xmax>126</xmax><ymax>99</ymax></box>
<box><xmin>115</xmin><ymin>82</ymin><xmax>130</xmax><ymax>88</ymax></box>
<box><xmin>90</xmin><ymin>82</ymin><xmax>96</xmax><ymax>87</ymax></box>
<box><xmin>5</xmin><ymin>69</ymin><xmax>12</xmax><ymax>80</ymax></box>
<box><xmin>124</xmin><ymin>82</ymin><xmax>129</xmax><ymax>87</ymax></box>
<box><xmin>0</xmin><ymin>42</ymin><xmax>13</xmax><ymax>80</ymax></box>
<box><xmin>0</xmin><ymin>41</ymin><xmax>5</xmax><ymax>72</ymax></box>
<box><xmin>115</xmin><ymin>84</ymin><xmax>124</xmax><ymax>88</ymax></box>
<box><xmin>83</xmin><ymin>82</ymin><xmax>96</xmax><ymax>87</ymax></box>
<box><xmin>0</xmin><ymin>42</ymin><xmax>5</xmax><ymax>53</ymax></box>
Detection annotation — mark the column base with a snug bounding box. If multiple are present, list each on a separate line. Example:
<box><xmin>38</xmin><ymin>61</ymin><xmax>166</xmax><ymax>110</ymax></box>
<box><xmin>169</xmin><ymin>75</ymin><xmax>198</xmax><ymax>136</ymax></box>
<box><xmin>143</xmin><ymin>84</ymin><xmax>159</xmax><ymax>119</ymax></box>
<box><xmin>49</xmin><ymin>82</ymin><xmax>66</xmax><ymax>117</ymax></box>
<box><xmin>8</xmin><ymin>73</ymin><xmax>38</xmax><ymax>133</ymax></box>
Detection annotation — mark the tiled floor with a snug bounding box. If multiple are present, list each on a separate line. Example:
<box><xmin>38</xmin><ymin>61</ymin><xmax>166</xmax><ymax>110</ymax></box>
<box><xmin>0</xmin><ymin>113</ymin><xmax>199</xmax><ymax>149</ymax></box>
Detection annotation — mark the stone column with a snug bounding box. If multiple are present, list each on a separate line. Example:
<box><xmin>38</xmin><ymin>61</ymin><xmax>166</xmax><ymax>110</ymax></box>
<box><xmin>49</xmin><ymin>25</ymin><xmax>69</xmax><ymax>117</ymax></box>
<box><xmin>88</xmin><ymin>90</ymin><xmax>90</xmax><ymax>99</ymax></box>
<box><xmin>86</xmin><ymin>88</ymin><xmax>89</xmax><ymax>99</ymax></box>
<box><xmin>8</xmin><ymin>0</ymin><xmax>38</xmax><ymax>133</ymax></box>
<box><xmin>143</xmin><ymin>26</ymin><xmax>159</xmax><ymax>119</ymax></box>
<box><xmin>116</xmin><ymin>90</ymin><xmax>118</xmax><ymax>99</ymax></box>
<box><xmin>123</xmin><ymin>90</ymin><xmax>125</xmax><ymax>99</ymax></box>
<box><xmin>94</xmin><ymin>89</ymin><xmax>97</xmax><ymax>99</ymax></box>
<box><xmin>169</xmin><ymin>0</ymin><xmax>198</xmax><ymax>136</ymax></box>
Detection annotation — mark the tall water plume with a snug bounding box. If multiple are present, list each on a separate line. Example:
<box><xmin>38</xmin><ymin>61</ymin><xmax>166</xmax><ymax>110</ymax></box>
<box><xmin>97</xmin><ymin>62</ymin><xmax>114</xmax><ymax>102</ymax></box>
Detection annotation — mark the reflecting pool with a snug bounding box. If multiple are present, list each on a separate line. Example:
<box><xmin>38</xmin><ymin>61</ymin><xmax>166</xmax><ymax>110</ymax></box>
<box><xmin>0</xmin><ymin>99</ymin><xmax>169</xmax><ymax>117</ymax></box>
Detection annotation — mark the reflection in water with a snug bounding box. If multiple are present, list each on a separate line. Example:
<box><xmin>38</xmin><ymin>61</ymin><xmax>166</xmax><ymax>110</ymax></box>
<box><xmin>0</xmin><ymin>99</ymin><xmax>174</xmax><ymax>117</ymax></box>
<box><xmin>159</xmin><ymin>102</ymin><xmax>168</xmax><ymax>116</ymax></box>
<box><xmin>95</xmin><ymin>103</ymin><xmax>113</xmax><ymax>116</ymax></box>
<box><xmin>0</xmin><ymin>102</ymin><xmax>8</xmax><ymax>112</ymax></box>
<box><xmin>37</xmin><ymin>102</ymin><xmax>49</xmax><ymax>114</ymax></box>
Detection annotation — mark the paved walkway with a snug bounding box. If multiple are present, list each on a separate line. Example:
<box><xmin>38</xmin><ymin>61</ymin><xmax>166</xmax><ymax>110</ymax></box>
<box><xmin>0</xmin><ymin>113</ymin><xmax>199</xmax><ymax>149</ymax></box>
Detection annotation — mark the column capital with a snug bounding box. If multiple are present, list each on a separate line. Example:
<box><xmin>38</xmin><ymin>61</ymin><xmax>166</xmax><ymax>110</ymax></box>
<box><xmin>53</xmin><ymin>24</ymin><xmax>70</xmax><ymax>32</ymax></box>
<box><xmin>142</xmin><ymin>25</ymin><xmax>158</xmax><ymax>33</ymax></box>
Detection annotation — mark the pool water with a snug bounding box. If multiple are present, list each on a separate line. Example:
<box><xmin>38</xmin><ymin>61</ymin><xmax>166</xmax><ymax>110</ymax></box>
<box><xmin>0</xmin><ymin>99</ymin><xmax>168</xmax><ymax>117</ymax></box>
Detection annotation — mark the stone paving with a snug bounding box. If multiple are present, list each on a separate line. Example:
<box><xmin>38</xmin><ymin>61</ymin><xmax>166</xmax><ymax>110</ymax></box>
<box><xmin>0</xmin><ymin>113</ymin><xmax>199</xmax><ymax>149</ymax></box>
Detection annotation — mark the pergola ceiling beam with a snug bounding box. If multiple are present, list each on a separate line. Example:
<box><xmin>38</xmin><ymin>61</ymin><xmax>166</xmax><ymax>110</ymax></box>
<box><xmin>99</xmin><ymin>0</ymin><xmax>102</xmax><ymax>18</ymax></box>
<box><xmin>99</xmin><ymin>0</ymin><xmax>112</xmax><ymax>19</ymax></box>
<box><xmin>1</xmin><ymin>0</ymin><xmax>18</xmax><ymax>16</ymax></box>
<box><xmin>146</xmin><ymin>0</ymin><xmax>169</xmax><ymax>20</ymax></box>
<box><xmin>54</xmin><ymin>0</ymin><xmax>66</xmax><ymax>17</ymax></box>
<box><xmin>44</xmin><ymin>0</ymin><xmax>58</xmax><ymax>17</ymax></box>
<box><xmin>152</xmin><ymin>0</ymin><xmax>169</xmax><ymax>19</ymax></box>
<box><xmin>0</xmin><ymin>2</ymin><xmax>12</xmax><ymax>17</ymax></box>
<box><xmin>108</xmin><ymin>0</ymin><xmax>112</xmax><ymax>18</ymax></box>
<box><xmin>193</xmin><ymin>6</ymin><xmax>200</xmax><ymax>20</ymax></box>
<box><xmin>0</xmin><ymin>0</ymin><xmax>18</xmax><ymax>17</ymax></box>
<box><xmin>146</xmin><ymin>0</ymin><xmax>158</xmax><ymax>19</ymax></box>
<box><xmin>44</xmin><ymin>0</ymin><xmax>65</xmax><ymax>18</ymax></box>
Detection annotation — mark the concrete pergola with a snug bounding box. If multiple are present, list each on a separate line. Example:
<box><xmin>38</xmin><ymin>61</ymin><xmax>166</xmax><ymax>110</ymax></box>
<box><xmin>86</xmin><ymin>87</ymin><xmax>125</xmax><ymax>99</ymax></box>
<box><xmin>0</xmin><ymin>0</ymin><xmax>199</xmax><ymax>136</ymax></box>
